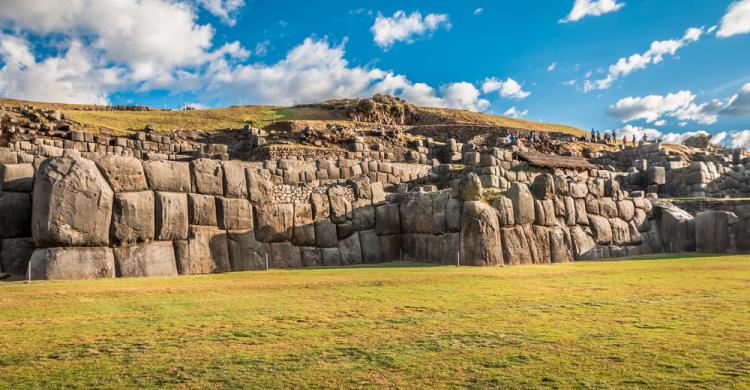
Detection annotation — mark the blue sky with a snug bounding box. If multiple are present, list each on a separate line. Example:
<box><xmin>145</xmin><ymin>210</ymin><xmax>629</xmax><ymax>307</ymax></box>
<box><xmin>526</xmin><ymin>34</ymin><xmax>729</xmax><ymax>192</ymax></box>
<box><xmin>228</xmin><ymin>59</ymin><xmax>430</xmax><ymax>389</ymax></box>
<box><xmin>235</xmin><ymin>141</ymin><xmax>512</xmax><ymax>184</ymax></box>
<box><xmin>1</xmin><ymin>0</ymin><xmax>749</xmax><ymax>147</ymax></box>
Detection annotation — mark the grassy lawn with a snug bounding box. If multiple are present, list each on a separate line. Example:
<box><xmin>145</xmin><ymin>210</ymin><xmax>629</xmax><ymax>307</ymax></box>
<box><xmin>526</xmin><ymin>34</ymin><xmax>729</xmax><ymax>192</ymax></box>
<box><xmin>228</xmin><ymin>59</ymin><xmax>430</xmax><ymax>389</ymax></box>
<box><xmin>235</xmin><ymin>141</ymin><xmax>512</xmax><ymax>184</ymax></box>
<box><xmin>0</xmin><ymin>255</ymin><xmax>748</xmax><ymax>389</ymax></box>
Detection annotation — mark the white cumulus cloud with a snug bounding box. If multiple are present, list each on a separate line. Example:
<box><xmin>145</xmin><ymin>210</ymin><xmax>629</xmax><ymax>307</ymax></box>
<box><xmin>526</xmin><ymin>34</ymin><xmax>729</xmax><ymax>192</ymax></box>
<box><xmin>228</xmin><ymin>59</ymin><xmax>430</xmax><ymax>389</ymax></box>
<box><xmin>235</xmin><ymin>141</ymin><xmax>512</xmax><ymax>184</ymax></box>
<box><xmin>717</xmin><ymin>0</ymin><xmax>750</xmax><ymax>38</ymax></box>
<box><xmin>560</xmin><ymin>0</ymin><xmax>624</xmax><ymax>23</ymax></box>
<box><xmin>481</xmin><ymin>77</ymin><xmax>531</xmax><ymax>100</ymax></box>
<box><xmin>503</xmin><ymin>106</ymin><xmax>528</xmax><ymax>118</ymax></box>
<box><xmin>371</xmin><ymin>10</ymin><xmax>451</xmax><ymax>50</ymax></box>
<box><xmin>196</xmin><ymin>0</ymin><xmax>245</xmax><ymax>26</ymax></box>
<box><xmin>584</xmin><ymin>27</ymin><xmax>705</xmax><ymax>91</ymax></box>
<box><xmin>722</xmin><ymin>82</ymin><xmax>750</xmax><ymax>116</ymax></box>
<box><xmin>607</xmin><ymin>90</ymin><xmax>727</xmax><ymax>125</ymax></box>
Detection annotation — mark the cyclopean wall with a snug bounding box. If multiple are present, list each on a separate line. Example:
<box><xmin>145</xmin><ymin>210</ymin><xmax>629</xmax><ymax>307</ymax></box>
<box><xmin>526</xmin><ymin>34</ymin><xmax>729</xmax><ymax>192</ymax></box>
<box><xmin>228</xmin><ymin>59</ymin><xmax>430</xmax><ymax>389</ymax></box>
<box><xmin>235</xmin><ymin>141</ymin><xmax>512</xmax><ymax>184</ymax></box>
<box><xmin>1</xmin><ymin>155</ymin><xmax>748</xmax><ymax>280</ymax></box>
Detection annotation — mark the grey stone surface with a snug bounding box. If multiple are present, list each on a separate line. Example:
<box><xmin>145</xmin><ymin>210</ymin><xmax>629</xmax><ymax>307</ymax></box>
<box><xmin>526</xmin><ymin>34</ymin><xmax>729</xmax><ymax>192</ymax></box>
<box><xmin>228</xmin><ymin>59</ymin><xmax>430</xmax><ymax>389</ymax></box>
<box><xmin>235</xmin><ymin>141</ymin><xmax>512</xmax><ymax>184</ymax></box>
<box><xmin>352</xmin><ymin>199</ymin><xmax>375</xmax><ymax>231</ymax></box>
<box><xmin>32</xmin><ymin>157</ymin><xmax>113</xmax><ymax>247</ymax></box>
<box><xmin>155</xmin><ymin>192</ymin><xmax>189</xmax><ymax>240</ymax></box>
<box><xmin>143</xmin><ymin>160</ymin><xmax>191</xmax><ymax>192</ymax></box>
<box><xmin>174</xmin><ymin>226</ymin><xmax>230</xmax><ymax>275</ymax></box>
<box><xmin>359</xmin><ymin>229</ymin><xmax>381</xmax><ymax>263</ymax></box>
<box><xmin>292</xmin><ymin>202</ymin><xmax>315</xmax><ymax>246</ymax></box>
<box><xmin>191</xmin><ymin>158</ymin><xmax>224</xmax><ymax>195</ymax></box>
<box><xmin>460</xmin><ymin>173</ymin><xmax>483</xmax><ymax>201</ymax></box>
<box><xmin>501</xmin><ymin>226</ymin><xmax>532</xmax><ymax>265</ymax></box>
<box><xmin>95</xmin><ymin>155</ymin><xmax>148</xmax><ymax>192</ymax></box>
<box><xmin>314</xmin><ymin>219</ymin><xmax>337</xmax><ymax>248</ymax></box>
<box><xmin>589</xmin><ymin>215</ymin><xmax>613</xmax><ymax>245</ymax></box>
<box><xmin>227</xmin><ymin>229</ymin><xmax>270</xmax><ymax>271</ymax></box>
<box><xmin>695</xmin><ymin>210</ymin><xmax>736</xmax><ymax>253</ymax></box>
<box><xmin>375</xmin><ymin>203</ymin><xmax>401</xmax><ymax>235</ymax></box>
<box><xmin>461</xmin><ymin>201</ymin><xmax>503</xmax><ymax>266</ymax></box>
<box><xmin>187</xmin><ymin>193</ymin><xmax>218</xmax><ymax>226</ymax></box>
<box><xmin>217</xmin><ymin>197</ymin><xmax>253</xmax><ymax>230</ymax></box>
<box><xmin>30</xmin><ymin>247</ymin><xmax>115</xmax><ymax>280</ymax></box>
<box><xmin>114</xmin><ymin>241</ymin><xmax>178</xmax><ymax>277</ymax></box>
<box><xmin>254</xmin><ymin>203</ymin><xmax>294</xmax><ymax>243</ymax></box>
<box><xmin>222</xmin><ymin>161</ymin><xmax>249</xmax><ymax>198</ymax></box>
<box><xmin>531</xmin><ymin>173</ymin><xmax>555</xmax><ymax>200</ymax></box>
<box><xmin>0</xmin><ymin>163</ymin><xmax>34</xmax><ymax>192</ymax></box>
<box><xmin>111</xmin><ymin>191</ymin><xmax>155</xmax><ymax>245</ymax></box>
<box><xmin>270</xmin><ymin>242</ymin><xmax>302</xmax><ymax>268</ymax></box>
<box><xmin>508</xmin><ymin>182</ymin><xmax>535</xmax><ymax>225</ymax></box>
<box><xmin>338</xmin><ymin>233</ymin><xmax>363</xmax><ymax>265</ymax></box>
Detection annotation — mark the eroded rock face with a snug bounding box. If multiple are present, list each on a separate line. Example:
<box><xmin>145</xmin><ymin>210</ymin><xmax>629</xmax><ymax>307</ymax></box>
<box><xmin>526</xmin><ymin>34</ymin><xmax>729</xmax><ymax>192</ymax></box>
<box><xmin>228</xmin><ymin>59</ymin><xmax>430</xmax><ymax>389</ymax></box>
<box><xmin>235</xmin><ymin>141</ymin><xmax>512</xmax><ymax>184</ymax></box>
<box><xmin>30</xmin><ymin>247</ymin><xmax>115</xmax><ymax>280</ymax></box>
<box><xmin>114</xmin><ymin>241</ymin><xmax>177</xmax><ymax>277</ymax></box>
<box><xmin>695</xmin><ymin>210</ymin><xmax>737</xmax><ymax>253</ymax></box>
<box><xmin>0</xmin><ymin>163</ymin><xmax>34</xmax><ymax>192</ymax></box>
<box><xmin>111</xmin><ymin>191</ymin><xmax>155</xmax><ymax>245</ymax></box>
<box><xmin>0</xmin><ymin>237</ymin><xmax>35</xmax><ymax>276</ymax></box>
<box><xmin>254</xmin><ymin>203</ymin><xmax>294</xmax><ymax>243</ymax></box>
<box><xmin>227</xmin><ymin>230</ymin><xmax>270</xmax><ymax>271</ymax></box>
<box><xmin>32</xmin><ymin>157</ymin><xmax>113</xmax><ymax>247</ymax></box>
<box><xmin>501</xmin><ymin>226</ymin><xmax>532</xmax><ymax>265</ymax></box>
<box><xmin>461</xmin><ymin>201</ymin><xmax>503</xmax><ymax>266</ymax></box>
<box><xmin>191</xmin><ymin>158</ymin><xmax>224</xmax><ymax>196</ymax></box>
<box><xmin>654</xmin><ymin>202</ymin><xmax>695</xmax><ymax>252</ymax></box>
<box><xmin>143</xmin><ymin>160</ymin><xmax>191</xmax><ymax>192</ymax></box>
<box><xmin>174</xmin><ymin>226</ymin><xmax>230</xmax><ymax>275</ymax></box>
<box><xmin>531</xmin><ymin>173</ymin><xmax>555</xmax><ymax>200</ymax></box>
<box><xmin>460</xmin><ymin>173</ymin><xmax>483</xmax><ymax>201</ymax></box>
<box><xmin>508</xmin><ymin>183</ymin><xmax>535</xmax><ymax>225</ymax></box>
<box><xmin>95</xmin><ymin>156</ymin><xmax>148</xmax><ymax>192</ymax></box>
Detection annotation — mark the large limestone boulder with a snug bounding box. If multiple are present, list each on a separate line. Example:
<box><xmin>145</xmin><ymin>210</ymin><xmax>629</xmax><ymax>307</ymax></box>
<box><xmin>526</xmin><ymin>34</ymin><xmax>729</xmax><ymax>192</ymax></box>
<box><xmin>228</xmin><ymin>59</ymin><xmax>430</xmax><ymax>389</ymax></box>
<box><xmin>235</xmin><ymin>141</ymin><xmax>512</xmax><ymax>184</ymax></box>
<box><xmin>359</xmin><ymin>229</ymin><xmax>381</xmax><ymax>263</ymax></box>
<box><xmin>30</xmin><ymin>247</ymin><xmax>115</xmax><ymax>280</ymax></box>
<box><xmin>609</xmin><ymin>218</ymin><xmax>631</xmax><ymax>246</ymax></box>
<box><xmin>338</xmin><ymin>233</ymin><xmax>363</xmax><ymax>265</ymax></box>
<box><xmin>227</xmin><ymin>230</ymin><xmax>271</xmax><ymax>271</ymax></box>
<box><xmin>446</xmin><ymin>197</ymin><xmax>463</xmax><ymax>232</ymax></box>
<box><xmin>174</xmin><ymin>226</ymin><xmax>230</xmax><ymax>274</ymax></box>
<box><xmin>527</xmin><ymin>225</ymin><xmax>552</xmax><ymax>264</ymax></box>
<box><xmin>461</xmin><ymin>201</ymin><xmax>503</xmax><ymax>266</ymax></box>
<box><xmin>0</xmin><ymin>163</ymin><xmax>34</xmax><ymax>192</ymax></box>
<box><xmin>0</xmin><ymin>192</ymin><xmax>31</xmax><ymax>238</ymax></box>
<box><xmin>32</xmin><ymin>157</ymin><xmax>113</xmax><ymax>247</ymax></box>
<box><xmin>588</xmin><ymin>215</ymin><xmax>613</xmax><ymax>245</ymax></box>
<box><xmin>379</xmin><ymin>234</ymin><xmax>402</xmax><ymax>262</ymax></box>
<box><xmin>187</xmin><ymin>194</ymin><xmax>218</xmax><ymax>226</ymax></box>
<box><xmin>574</xmin><ymin>198</ymin><xmax>589</xmax><ymax>225</ymax></box>
<box><xmin>221</xmin><ymin>161</ymin><xmax>249</xmax><ymax>198</ymax></box>
<box><xmin>508</xmin><ymin>182</ymin><xmax>535</xmax><ymax>225</ymax></box>
<box><xmin>254</xmin><ymin>203</ymin><xmax>294</xmax><ymax>242</ymax></box>
<box><xmin>531</xmin><ymin>173</ymin><xmax>555</xmax><ymax>200</ymax></box>
<box><xmin>217</xmin><ymin>198</ymin><xmax>253</xmax><ymax>230</ymax></box>
<box><xmin>413</xmin><ymin>193</ymin><xmax>433</xmax><ymax>234</ymax></box>
<box><xmin>431</xmin><ymin>192</ymin><xmax>449</xmax><ymax>234</ymax></box>
<box><xmin>695</xmin><ymin>210</ymin><xmax>738</xmax><ymax>253</ymax></box>
<box><xmin>155</xmin><ymin>192</ymin><xmax>189</xmax><ymax>241</ymax></box>
<box><xmin>570</xmin><ymin>226</ymin><xmax>596</xmax><ymax>259</ymax></box>
<box><xmin>500</xmin><ymin>226</ymin><xmax>532</xmax><ymax>265</ymax></box>
<box><xmin>617</xmin><ymin>200</ymin><xmax>635</xmax><ymax>221</ymax></box>
<box><xmin>599</xmin><ymin>197</ymin><xmax>618</xmax><ymax>218</ymax></box>
<box><xmin>191</xmin><ymin>158</ymin><xmax>224</xmax><ymax>195</ymax></box>
<box><xmin>246</xmin><ymin>169</ymin><xmax>274</xmax><ymax>204</ymax></box>
<box><xmin>569</xmin><ymin>181</ymin><xmax>588</xmax><ymax>198</ymax></box>
<box><xmin>111</xmin><ymin>191</ymin><xmax>155</xmax><ymax>245</ymax></box>
<box><xmin>375</xmin><ymin>203</ymin><xmax>401</xmax><ymax>235</ymax></box>
<box><xmin>143</xmin><ymin>160</ymin><xmax>192</xmax><ymax>192</ymax></box>
<box><xmin>269</xmin><ymin>242</ymin><xmax>303</xmax><ymax>268</ymax></box>
<box><xmin>292</xmin><ymin>202</ymin><xmax>316</xmax><ymax>246</ymax></box>
<box><xmin>459</xmin><ymin>173</ymin><xmax>483</xmax><ymax>201</ymax></box>
<box><xmin>95</xmin><ymin>155</ymin><xmax>148</xmax><ymax>192</ymax></box>
<box><xmin>654</xmin><ymin>202</ymin><xmax>695</xmax><ymax>252</ymax></box>
<box><xmin>549</xmin><ymin>228</ymin><xmax>573</xmax><ymax>263</ymax></box>
<box><xmin>314</xmin><ymin>219</ymin><xmax>338</xmax><ymax>248</ymax></box>
<box><xmin>311</xmin><ymin>191</ymin><xmax>330</xmax><ymax>219</ymax></box>
<box><xmin>328</xmin><ymin>186</ymin><xmax>352</xmax><ymax>223</ymax></box>
<box><xmin>352</xmin><ymin>199</ymin><xmax>375</xmax><ymax>231</ymax></box>
<box><xmin>113</xmin><ymin>241</ymin><xmax>178</xmax><ymax>277</ymax></box>
<box><xmin>534</xmin><ymin>199</ymin><xmax>556</xmax><ymax>226</ymax></box>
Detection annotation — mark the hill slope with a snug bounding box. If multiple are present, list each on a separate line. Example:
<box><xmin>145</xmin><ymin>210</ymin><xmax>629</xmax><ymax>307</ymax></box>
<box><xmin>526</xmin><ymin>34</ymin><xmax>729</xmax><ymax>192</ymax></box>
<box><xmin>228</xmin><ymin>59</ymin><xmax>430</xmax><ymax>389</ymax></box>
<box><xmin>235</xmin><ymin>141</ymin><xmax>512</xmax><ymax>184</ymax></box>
<box><xmin>0</xmin><ymin>96</ymin><xmax>585</xmax><ymax>136</ymax></box>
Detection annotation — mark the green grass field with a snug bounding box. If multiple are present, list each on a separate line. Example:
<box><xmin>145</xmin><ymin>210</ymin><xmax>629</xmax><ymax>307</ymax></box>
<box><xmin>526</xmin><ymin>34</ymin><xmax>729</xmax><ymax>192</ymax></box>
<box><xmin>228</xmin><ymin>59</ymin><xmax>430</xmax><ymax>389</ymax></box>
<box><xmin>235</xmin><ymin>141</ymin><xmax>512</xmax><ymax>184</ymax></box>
<box><xmin>1</xmin><ymin>255</ymin><xmax>748</xmax><ymax>389</ymax></box>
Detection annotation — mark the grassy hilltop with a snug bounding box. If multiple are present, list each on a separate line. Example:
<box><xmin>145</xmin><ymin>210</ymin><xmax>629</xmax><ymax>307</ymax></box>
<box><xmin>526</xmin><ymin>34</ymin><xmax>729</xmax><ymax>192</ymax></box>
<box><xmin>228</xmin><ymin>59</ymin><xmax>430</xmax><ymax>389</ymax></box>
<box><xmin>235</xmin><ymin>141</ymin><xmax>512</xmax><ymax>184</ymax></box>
<box><xmin>0</xmin><ymin>96</ymin><xmax>586</xmax><ymax>136</ymax></box>
<box><xmin>1</xmin><ymin>255</ymin><xmax>748</xmax><ymax>388</ymax></box>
